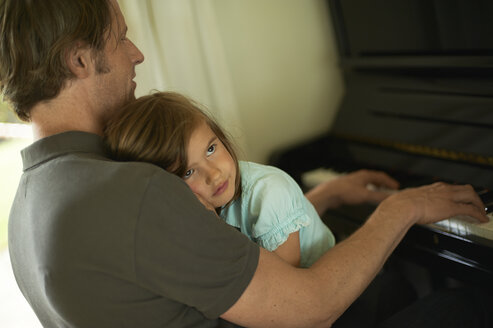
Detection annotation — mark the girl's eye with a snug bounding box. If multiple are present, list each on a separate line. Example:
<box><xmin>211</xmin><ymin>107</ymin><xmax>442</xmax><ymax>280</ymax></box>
<box><xmin>183</xmin><ymin>169</ymin><xmax>194</xmax><ymax>179</ymax></box>
<box><xmin>207</xmin><ymin>144</ymin><xmax>216</xmax><ymax>156</ymax></box>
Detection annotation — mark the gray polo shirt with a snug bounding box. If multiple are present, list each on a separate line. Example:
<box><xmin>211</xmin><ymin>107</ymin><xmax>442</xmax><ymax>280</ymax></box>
<box><xmin>8</xmin><ymin>131</ymin><xmax>259</xmax><ymax>327</ymax></box>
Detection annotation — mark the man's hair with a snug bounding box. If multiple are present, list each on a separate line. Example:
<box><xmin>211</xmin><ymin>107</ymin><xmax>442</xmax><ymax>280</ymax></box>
<box><xmin>104</xmin><ymin>91</ymin><xmax>242</xmax><ymax>203</ymax></box>
<box><xmin>0</xmin><ymin>0</ymin><xmax>113</xmax><ymax>121</ymax></box>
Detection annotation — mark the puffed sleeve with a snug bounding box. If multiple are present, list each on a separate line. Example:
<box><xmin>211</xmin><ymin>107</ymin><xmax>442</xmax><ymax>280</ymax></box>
<box><xmin>242</xmin><ymin>167</ymin><xmax>312</xmax><ymax>251</ymax></box>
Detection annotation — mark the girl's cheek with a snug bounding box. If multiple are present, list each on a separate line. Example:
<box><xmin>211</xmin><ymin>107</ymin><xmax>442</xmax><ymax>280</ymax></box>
<box><xmin>183</xmin><ymin>179</ymin><xmax>193</xmax><ymax>190</ymax></box>
<box><xmin>186</xmin><ymin>180</ymin><xmax>202</xmax><ymax>196</ymax></box>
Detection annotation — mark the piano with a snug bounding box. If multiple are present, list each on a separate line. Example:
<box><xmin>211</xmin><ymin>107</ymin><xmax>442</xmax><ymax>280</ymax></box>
<box><xmin>270</xmin><ymin>0</ymin><xmax>493</xmax><ymax>288</ymax></box>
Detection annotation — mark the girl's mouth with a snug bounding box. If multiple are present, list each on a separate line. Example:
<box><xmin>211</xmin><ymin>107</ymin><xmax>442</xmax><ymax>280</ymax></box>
<box><xmin>214</xmin><ymin>180</ymin><xmax>229</xmax><ymax>196</ymax></box>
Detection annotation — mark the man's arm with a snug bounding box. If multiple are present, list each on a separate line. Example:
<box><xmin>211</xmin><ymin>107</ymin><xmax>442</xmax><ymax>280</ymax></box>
<box><xmin>221</xmin><ymin>182</ymin><xmax>488</xmax><ymax>328</ymax></box>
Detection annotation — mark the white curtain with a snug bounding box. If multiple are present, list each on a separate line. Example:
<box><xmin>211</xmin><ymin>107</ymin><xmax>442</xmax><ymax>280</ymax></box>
<box><xmin>119</xmin><ymin>0</ymin><xmax>247</xmax><ymax>153</ymax></box>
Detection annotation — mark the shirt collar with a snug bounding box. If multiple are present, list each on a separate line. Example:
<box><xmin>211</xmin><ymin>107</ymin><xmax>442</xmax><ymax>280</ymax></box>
<box><xmin>21</xmin><ymin>131</ymin><xmax>106</xmax><ymax>171</ymax></box>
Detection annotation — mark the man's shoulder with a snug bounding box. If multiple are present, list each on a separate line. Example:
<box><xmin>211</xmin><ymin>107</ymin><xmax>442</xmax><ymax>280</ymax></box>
<box><xmin>39</xmin><ymin>150</ymin><xmax>189</xmax><ymax>206</ymax></box>
<box><xmin>100</xmin><ymin>159</ymin><xmax>177</xmax><ymax>181</ymax></box>
<box><xmin>83</xmin><ymin>158</ymin><xmax>188</xmax><ymax>196</ymax></box>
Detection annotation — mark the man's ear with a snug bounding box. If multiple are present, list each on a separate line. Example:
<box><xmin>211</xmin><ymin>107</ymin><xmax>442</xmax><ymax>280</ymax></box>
<box><xmin>66</xmin><ymin>43</ymin><xmax>93</xmax><ymax>78</ymax></box>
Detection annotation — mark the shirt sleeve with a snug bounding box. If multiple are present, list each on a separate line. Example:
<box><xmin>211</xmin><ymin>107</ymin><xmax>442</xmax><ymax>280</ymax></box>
<box><xmin>243</xmin><ymin>167</ymin><xmax>312</xmax><ymax>251</ymax></box>
<box><xmin>134</xmin><ymin>171</ymin><xmax>259</xmax><ymax>319</ymax></box>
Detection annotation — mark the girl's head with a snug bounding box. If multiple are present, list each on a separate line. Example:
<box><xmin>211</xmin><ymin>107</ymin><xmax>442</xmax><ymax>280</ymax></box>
<box><xmin>104</xmin><ymin>91</ymin><xmax>240</xmax><ymax>209</ymax></box>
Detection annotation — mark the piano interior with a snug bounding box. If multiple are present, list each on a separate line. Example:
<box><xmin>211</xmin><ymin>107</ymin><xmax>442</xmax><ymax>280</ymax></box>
<box><xmin>270</xmin><ymin>0</ymin><xmax>493</xmax><ymax>295</ymax></box>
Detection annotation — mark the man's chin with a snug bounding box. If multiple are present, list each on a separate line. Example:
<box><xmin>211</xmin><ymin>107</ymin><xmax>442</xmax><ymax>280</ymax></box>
<box><xmin>106</xmin><ymin>96</ymin><xmax>135</xmax><ymax>121</ymax></box>
<box><xmin>124</xmin><ymin>90</ymin><xmax>137</xmax><ymax>104</ymax></box>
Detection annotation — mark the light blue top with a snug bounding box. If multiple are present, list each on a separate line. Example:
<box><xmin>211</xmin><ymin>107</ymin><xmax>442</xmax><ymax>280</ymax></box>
<box><xmin>220</xmin><ymin>161</ymin><xmax>335</xmax><ymax>268</ymax></box>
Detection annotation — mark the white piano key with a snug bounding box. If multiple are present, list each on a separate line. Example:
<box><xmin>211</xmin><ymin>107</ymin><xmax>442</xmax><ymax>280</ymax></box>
<box><xmin>430</xmin><ymin>213</ymin><xmax>493</xmax><ymax>240</ymax></box>
<box><xmin>301</xmin><ymin>167</ymin><xmax>344</xmax><ymax>188</ymax></box>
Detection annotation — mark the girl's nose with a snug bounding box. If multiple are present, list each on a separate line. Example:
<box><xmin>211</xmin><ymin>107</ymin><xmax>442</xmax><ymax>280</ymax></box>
<box><xmin>205</xmin><ymin>165</ymin><xmax>221</xmax><ymax>185</ymax></box>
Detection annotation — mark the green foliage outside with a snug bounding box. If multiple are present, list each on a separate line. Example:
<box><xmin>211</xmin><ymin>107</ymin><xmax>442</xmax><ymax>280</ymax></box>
<box><xmin>0</xmin><ymin>99</ymin><xmax>21</xmax><ymax>123</ymax></box>
<box><xmin>0</xmin><ymin>100</ymin><xmax>29</xmax><ymax>250</ymax></box>
<box><xmin>0</xmin><ymin>138</ymin><xmax>30</xmax><ymax>250</ymax></box>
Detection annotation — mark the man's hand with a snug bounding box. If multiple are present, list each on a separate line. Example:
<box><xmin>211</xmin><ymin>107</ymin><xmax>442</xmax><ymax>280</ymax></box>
<box><xmin>376</xmin><ymin>182</ymin><xmax>488</xmax><ymax>225</ymax></box>
<box><xmin>332</xmin><ymin>169</ymin><xmax>400</xmax><ymax>205</ymax></box>
<box><xmin>305</xmin><ymin>169</ymin><xmax>399</xmax><ymax>215</ymax></box>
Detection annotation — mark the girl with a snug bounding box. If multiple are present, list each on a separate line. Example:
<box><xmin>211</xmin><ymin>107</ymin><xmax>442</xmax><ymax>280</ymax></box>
<box><xmin>104</xmin><ymin>91</ymin><xmax>397</xmax><ymax>267</ymax></box>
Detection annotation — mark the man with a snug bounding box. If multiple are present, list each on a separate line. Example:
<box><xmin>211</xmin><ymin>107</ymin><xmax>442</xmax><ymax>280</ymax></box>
<box><xmin>1</xmin><ymin>0</ymin><xmax>489</xmax><ymax>327</ymax></box>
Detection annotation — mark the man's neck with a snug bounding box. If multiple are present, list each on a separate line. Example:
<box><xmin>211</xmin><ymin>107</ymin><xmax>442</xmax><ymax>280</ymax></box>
<box><xmin>30</xmin><ymin>100</ymin><xmax>104</xmax><ymax>141</ymax></box>
<box><xmin>31</xmin><ymin>121</ymin><xmax>103</xmax><ymax>141</ymax></box>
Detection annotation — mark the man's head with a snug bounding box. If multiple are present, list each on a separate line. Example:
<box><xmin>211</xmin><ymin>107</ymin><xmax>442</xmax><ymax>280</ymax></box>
<box><xmin>0</xmin><ymin>0</ymin><xmax>141</xmax><ymax>122</ymax></box>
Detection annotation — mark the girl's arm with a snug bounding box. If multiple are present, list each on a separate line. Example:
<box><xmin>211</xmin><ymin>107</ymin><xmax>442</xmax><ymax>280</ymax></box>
<box><xmin>273</xmin><ymin>231</ymin><xmax>301</xmax><ymax>267</ymax></box>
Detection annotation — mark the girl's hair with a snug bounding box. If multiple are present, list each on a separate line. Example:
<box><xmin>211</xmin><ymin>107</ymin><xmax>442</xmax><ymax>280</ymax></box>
<box><xmin>104</xmin><ymin>91</ymin><xmax>242</xmax><ymax>202</ymax></box>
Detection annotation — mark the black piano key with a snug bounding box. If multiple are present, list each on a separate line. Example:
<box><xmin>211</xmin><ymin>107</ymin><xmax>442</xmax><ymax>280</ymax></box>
<box><xmin>477</xmin><ymin>189</ymin><xmax>493</xmax><ymax>213</ymax></box>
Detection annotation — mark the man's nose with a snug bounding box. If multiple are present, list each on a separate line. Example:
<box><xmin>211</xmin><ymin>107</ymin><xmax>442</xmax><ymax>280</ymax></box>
<box><xmin>129</xmin><ymin>39</ymin><xmax>145</xmax><ymax>65</ymax></box>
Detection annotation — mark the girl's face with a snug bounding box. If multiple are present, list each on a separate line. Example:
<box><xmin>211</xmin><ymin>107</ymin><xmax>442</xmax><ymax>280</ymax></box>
<box><xmin>183</xmin><ymin>121</ymin><xmax>237</xmax><ymax>209</ymax></box>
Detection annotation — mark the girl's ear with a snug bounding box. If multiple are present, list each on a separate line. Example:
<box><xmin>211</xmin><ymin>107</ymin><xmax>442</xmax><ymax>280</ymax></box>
<box><xmin>66</xmin><ymin>43</ymin><xmax>93</xmax><ymax>78</ymax></box>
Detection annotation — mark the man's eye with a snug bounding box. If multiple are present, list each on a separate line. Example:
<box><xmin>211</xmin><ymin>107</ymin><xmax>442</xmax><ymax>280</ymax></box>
<box><xmin>207</xmin><ymin>144</ymin><xmax>216</xmax><ymax>155</ymax></box>
<box><xmin>183</xmin><ymin>169</ymin><xmax>194</xmax><ymax>179</ymax></box>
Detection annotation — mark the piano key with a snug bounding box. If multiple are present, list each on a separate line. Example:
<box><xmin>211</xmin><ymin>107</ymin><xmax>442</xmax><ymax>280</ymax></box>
<box><xmin>301</xmin><ymin>167</ymin><xmax>345</xmax><ymax>188</ymax></box>
<box><xmin>477</xmin><ymin>189</ymin><xmax>493</xmax><ymax>213</ymax></box>
<box><xmin>430</xmin><ymin>213</ymin><xmax>493</xmax><ymax>241</ymax></box>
